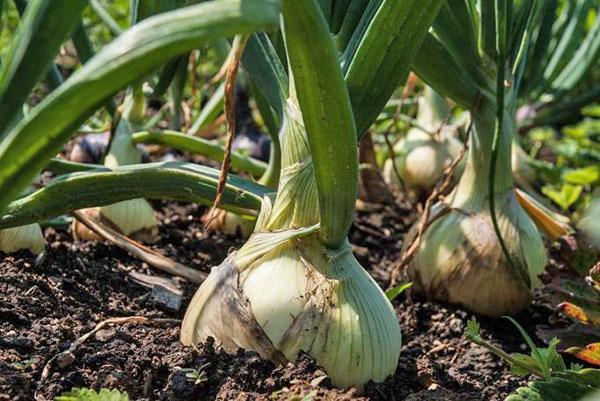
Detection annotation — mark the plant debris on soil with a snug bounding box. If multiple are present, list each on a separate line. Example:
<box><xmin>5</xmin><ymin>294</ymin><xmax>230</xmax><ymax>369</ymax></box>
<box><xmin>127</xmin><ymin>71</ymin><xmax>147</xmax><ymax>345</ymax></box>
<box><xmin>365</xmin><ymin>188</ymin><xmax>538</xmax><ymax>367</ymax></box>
<box><xmin>0</xmin><ymin>198</ymin><xmax>560</xmax><ymax>401</ymax></box>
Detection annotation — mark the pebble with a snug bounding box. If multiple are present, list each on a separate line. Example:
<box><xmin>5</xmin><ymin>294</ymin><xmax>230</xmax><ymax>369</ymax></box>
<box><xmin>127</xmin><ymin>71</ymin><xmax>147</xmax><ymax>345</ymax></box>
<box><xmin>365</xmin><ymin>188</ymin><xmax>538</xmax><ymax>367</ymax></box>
<box><xmin>95</xmin><ymin>328</ymin><xmax>117</xmax><ymax>342</ymax></box>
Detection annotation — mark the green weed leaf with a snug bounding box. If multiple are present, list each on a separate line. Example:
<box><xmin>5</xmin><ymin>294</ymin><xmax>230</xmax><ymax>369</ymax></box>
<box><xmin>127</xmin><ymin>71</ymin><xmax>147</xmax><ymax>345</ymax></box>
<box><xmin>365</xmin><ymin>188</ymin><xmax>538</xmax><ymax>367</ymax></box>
<box><xmin>55</xmin><ymin>388</ymin><xmax>129</xmax><ymax>401</ymax></box>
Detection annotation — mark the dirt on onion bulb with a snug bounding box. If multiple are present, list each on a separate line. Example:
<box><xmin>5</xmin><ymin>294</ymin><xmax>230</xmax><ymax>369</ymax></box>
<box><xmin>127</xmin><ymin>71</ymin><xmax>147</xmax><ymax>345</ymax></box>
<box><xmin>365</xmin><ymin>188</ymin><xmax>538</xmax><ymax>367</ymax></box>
<box><xmin>181</xmin><ymin>99</ymin><xmax>401</xmax><ymax>389</ymax></box>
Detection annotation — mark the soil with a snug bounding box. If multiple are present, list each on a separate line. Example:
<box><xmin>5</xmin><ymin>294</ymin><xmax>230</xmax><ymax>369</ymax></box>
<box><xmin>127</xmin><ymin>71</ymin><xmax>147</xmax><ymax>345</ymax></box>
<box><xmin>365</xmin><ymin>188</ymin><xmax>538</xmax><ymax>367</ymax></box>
<box><xmin>0</xmin><ymin>198</ymin><xmax>558</xmax><ymax>401</ymax></box>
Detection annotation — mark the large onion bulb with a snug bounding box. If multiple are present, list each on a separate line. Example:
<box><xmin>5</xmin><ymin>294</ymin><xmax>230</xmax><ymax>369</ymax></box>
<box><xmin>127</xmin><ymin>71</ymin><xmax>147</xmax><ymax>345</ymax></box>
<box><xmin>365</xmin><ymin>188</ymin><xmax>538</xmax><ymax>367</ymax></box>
<box><xmin>181</xmin><ymin>100</ymin><xmax>401</xmax><ymax>389</ymax></box>
<box><xmin>406</xmin><ymin>106</ymin><xmax>547</xmax><ymax>316</ymax></box>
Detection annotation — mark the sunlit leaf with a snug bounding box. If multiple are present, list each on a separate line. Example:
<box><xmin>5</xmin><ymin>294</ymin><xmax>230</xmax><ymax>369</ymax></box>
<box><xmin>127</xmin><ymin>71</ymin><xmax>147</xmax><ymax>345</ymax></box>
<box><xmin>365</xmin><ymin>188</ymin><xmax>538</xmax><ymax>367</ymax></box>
<box><xmin>56</xmin><ymin>388</ymin><xmax>129</xmax><ymax>401</ymax></box>
<box><xmin>567</xmin><ymin>343</ymin><xmax>600</xmax><ymax>367</ymax></box>
<box><xmin>560</xmin><ymin>302</ymin><xmax>600</xmax><ymax>326</ymax></box>
<box><xmin>385</xmin><ymin>282</ymin><xmax>412</xmax><ymax>301</ymax></box>
<box><xmin>542</xmin><ymin>184</ymin><xmax>583</xmax><ymax>210</ymax></box>
<box><xmin>562</xmin><ymin>166</ymin><xmax>600</xmax><ymax>185</ymax></box>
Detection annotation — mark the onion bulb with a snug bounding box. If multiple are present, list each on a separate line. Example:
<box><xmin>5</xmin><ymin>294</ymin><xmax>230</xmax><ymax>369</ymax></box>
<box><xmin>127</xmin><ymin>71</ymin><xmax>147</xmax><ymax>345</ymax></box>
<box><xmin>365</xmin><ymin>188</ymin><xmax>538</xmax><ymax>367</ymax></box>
<box><xmin>580</xmin><ymin>199</ymin><xmax>600</xmax><ymax>248</ymax></box>
<box><xmin>0</xmin><ymin>223</ymin><xmax>44</xmax><ymax>255</ymax></box>
<box><xmin>99</xmin><ymin>199</ymin><xmax>158</xmax><ymax>237</ymax></box>
<box><xmin>73</xmin><ymin>87</ymin><xmax>158</xmax><ymax>241</ymax></box>
<box><xmin>201</xmin><ymin>208</ymin><xmax>255</xmax><ymax>238</ymax></box>
<box><xmin>383</xmin><ymin>87</ymin><xmax>463</xmax><ymax>193</ymax></box>
<box><xmin>181</xmin><ymin>99</ymin><xmax>401</xmax><ymax>389</ymax></box>
<box><xmin>406</xmin><ymin>105</ymin><xmax>547</xmax><ymax>317</ymax></box>
<box><xmin>102</xmin><ymin>87</ymin><xmax>158</xmax><ymax>238</ymax></box>
<box><xmin>512</xmin><ymin>141</ymin><xmax>537</xmax><ymax>187</ymax></box>
<box><xmin>383</xmin><ymin>128</ymin><xmax>462</xmax><ymax>192</ymax></box>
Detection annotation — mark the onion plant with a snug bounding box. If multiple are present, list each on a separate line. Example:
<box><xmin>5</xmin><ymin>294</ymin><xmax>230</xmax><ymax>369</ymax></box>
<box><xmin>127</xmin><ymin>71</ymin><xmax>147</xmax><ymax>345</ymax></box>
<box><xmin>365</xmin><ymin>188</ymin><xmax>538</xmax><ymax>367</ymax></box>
<box><xmin>405</xmin><ymin>0</ymin><xmax>599</xmax><ymax>317</ymax></box>
<box><xmin>512</xmin><ymin>0</ymin><xmax>600</xmax><ymax>191</ymax></box>
<box><xmin>180</xmin><ymin>0</ymin><xmax>449</xmax><ymax>387</ymax></box>
<box><xmin>0</xmin><ymin>0</ymin><xmax>85</xmax><ymax>253</ymax></box>
<box><xmin>0</xmin><ymin>0</ymin><xmax>444</xmax><ymax>389</ymax></box>
<box><xmin>383</xmin><ymin>1</ymin><xmax>599</xmax><ymax>203</ymax></box>
<box><xmin>73</xmin><ymin>5</ymin><xmax>161</xmax><ymax>241</ymax></box>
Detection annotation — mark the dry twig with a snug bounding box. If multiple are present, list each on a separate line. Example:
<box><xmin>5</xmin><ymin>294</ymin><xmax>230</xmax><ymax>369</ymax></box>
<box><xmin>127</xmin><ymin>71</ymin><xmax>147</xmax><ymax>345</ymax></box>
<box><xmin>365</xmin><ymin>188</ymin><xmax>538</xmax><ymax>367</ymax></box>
<box><xmin>38</xmin><ymin>316</ymin><xmax>179</xmax><ymax>390</ymax></box>
<box><xmin>72</xmin><ymin>210</ymin><xmax>206</xmax><ymax>284</ymax></box>
<box><xmin>389</xmin><ymin>116</ymin><xmax>474</xmax><ymax>288</ymax></box>
<box><xmin>205</xmin><ymin>34</ymin><xmax>250</xmax><ymax>227</ymax></box>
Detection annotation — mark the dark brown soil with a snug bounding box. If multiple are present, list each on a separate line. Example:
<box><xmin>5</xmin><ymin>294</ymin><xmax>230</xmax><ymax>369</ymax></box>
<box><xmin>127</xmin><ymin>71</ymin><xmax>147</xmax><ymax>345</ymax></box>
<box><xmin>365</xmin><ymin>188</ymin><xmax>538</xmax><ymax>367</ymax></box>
<box><xmin>0</xmin><ymin>200</ymin><xmax>554</xmax><ymax>401</ymax></box>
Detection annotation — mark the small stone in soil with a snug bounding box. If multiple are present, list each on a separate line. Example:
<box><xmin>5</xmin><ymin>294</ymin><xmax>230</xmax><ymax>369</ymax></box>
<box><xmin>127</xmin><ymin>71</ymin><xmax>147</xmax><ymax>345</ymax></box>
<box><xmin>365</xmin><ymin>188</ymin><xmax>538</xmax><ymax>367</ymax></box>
<box><xmin>150</xmin><ymin>285</ymin><xmax>183</xmax><ymax>311</ymax></box>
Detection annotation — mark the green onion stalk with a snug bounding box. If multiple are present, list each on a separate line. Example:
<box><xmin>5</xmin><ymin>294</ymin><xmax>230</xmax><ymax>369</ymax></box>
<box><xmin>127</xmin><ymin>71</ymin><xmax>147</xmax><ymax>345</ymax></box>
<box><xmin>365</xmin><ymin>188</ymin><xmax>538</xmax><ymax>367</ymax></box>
<box><xmin>383</xmin><ymin>86</ymin><xmax>464</xmax><ymax>193</ymax></box>
<box><xmin>407</xmin><ymin>1</ymin><xmax>553</xmax><ymax>317</ymax></box>
<box><xmin>181</xmin><ymin>97</ymin><xmax>400</xmax><ymax>389</ymax></box>
<box><xmin>73</xmin><ymin>84</ymin><xmax>158</xmax><ymax>241</ymax></box>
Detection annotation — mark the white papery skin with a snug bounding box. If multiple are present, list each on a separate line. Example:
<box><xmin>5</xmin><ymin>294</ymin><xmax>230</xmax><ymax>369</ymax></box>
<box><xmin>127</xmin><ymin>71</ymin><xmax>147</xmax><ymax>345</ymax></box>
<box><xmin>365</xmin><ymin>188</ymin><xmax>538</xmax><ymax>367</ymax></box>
<box><xmin>239</xmin><ymin>246</ymin><xmax>308</xmax><ymax>345</ymax></box>
<box><xmin>0</xmin><ymin>224</ymin><xmax>45</xmax><ymax>254</ymax></box>
<box><xmin>181</xmin><ymin>99</ymin><xmax>401</xmax><ymax>389</ymax></box>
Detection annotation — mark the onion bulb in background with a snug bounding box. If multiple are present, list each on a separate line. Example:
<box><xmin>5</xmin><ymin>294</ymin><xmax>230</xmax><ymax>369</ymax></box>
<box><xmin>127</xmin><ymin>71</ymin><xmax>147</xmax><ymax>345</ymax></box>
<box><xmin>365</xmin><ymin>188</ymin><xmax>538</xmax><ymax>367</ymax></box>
<box><xmin>0</xmin><ymin>223</ymin><xmax>44</xmax><ymax>255</ymax></box>
<box><xmin>201</xmin><ymin>208</ymin><xmax>255</xmax><ymax>238</ymax></box>
<box><xmin>406</xmin><ymin>103</ymin><xmax>547</xmax><ymax>317</ymax></box>
<box><xmin>383</xmin><ymin>87</ymin><xmax>463</xmax><ymax>193</ymax></box>
<box><xmin>182</xmin><ymin>99</ymin><xmax>401</xmax><ymax>389</ymax></box>
<box><xmin>512</xmin><ymin>141</ymin><xmax>537</xmax><ymax>188</ymax></box>
<box><xmin>1</xmin><ymin>186</ymin><xmax>45</xmax><ymax>254</ymax></box>
<box><xmin>580</xmin><ymin>199</ymin><xmax>600</xmax><ymax>249</ymax></box>
<box><xmin>73</xmin><ymin>86</ymin><xmax>158</xmax><ymax>241</ymax></box>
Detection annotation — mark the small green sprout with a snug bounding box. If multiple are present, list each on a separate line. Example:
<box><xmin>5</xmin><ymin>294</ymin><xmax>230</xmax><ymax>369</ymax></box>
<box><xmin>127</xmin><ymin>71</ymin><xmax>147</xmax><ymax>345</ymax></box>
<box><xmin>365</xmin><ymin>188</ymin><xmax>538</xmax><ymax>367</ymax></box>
<box><xmin>179</xmin><ymin>363</ymin><xmax>210</xmax><ymax>385</ymax></box>
<box><xmin>55</xmin><ymin>388</ymin><xmax>129</xmax><ymax>401</ymax></box>
<box><xmin>465</xmin><ymin>317</ymin><xmax>600</xmax><ymax>401</ymax></box>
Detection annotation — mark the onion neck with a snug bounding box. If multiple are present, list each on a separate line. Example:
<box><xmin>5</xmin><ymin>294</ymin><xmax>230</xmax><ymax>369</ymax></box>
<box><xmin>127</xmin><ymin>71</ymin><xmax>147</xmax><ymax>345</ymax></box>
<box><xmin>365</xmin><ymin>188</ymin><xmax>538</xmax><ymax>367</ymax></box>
<box><xmin>262</xmin><ymin>98</ymin><xmax>320</xmax><ymax>231</ymax></box>
<box><xmin>258</xmin><ymin>132</ymin><xmax>281</xmax><ymax>189</ymax></box>
<box><xmin>105</xmin><ymin>86</ymin><xmax>145</xmax><ymax>168</ymax></box>
<box><xmin>448</xmin><ymin>99</ymin><xmax>515</xmax><ymax>210</ymax></box>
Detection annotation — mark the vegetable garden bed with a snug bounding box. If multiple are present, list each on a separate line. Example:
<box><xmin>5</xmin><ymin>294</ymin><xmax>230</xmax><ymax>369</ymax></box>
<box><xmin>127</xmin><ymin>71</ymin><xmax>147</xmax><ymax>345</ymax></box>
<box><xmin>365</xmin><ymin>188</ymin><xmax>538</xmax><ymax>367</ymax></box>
<box><xmin>2</xmin><ymin>200</ymin><xmax>557</xmax><ymax>400</ymax></box>
<box><xmin>1</xmin><ymin>0</ymin><xmax>599</xmax><ymax>400</ymax></box>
